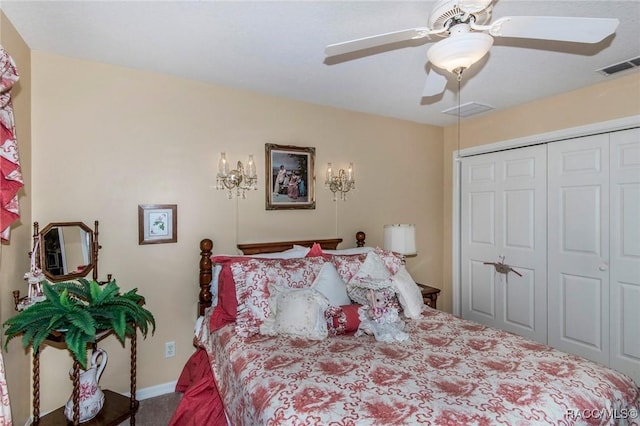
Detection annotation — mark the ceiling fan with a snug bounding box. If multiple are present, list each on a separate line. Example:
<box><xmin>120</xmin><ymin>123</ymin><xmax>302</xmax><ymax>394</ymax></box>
<box><xmin>325</xmin><ymin>0</ymin><xmax>619</xmax><ymax>98</ymax></box>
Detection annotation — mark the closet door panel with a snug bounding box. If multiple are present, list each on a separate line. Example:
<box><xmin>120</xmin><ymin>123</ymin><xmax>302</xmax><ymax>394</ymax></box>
<box><xmin>461</xmin><ymin>145</ymin><xmax>547</xmax><ymax>343</ymax></box>
<box><xmin>548</xmin><ymin>134</ymin><xmax>610</xmax><ymax>365</ymax></box>
<box><xmin>469</xmin><ymin>259</ymin><xmax>495</xmax><ymax>318</ymax></box>
<box><xmin>463</xmin><ymin>159</ymin><xmax>501</xmax><ymax>325</ymax></box>
<box><xmin>561</xmin><ymin>185</ymin><xmax>602</xmax><ymax>255</ymax></box>
<box><xmin>610</xmin><ymin>128</ymin><xmax>640</xmax><ymax>384</ymax></box>
<box><xmin>504</xmin><ymin>267</ymin><xmax>536</xmax><ymax>329</ymax></box>
<box><xmin>560</xmin><ymin>273</ymin><xmax>603</xmax><ymax>348</ymax></box>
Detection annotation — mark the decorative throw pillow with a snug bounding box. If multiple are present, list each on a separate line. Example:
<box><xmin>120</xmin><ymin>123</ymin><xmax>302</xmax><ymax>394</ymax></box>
<box><xmin>230</xmin><ymin>257</ymin><xmax>326</xmax><ymax>337</ymax></box>
<box><xmin>347</xmin><ymin>252</ymin><xmax>394</xmax><ymax>305</ymax></box>
<box><xmin>325</xmin><ymin>304</ymin><xmax>362</xmax><ymax>336</ymax></box>
<box><xmin>260</xmin><ymin>284</ymin><xmax>329</xmax><ymax>340</ymax></box>
<box><xmin>392</xmin><ymin>266</ymin><xmax>425</xmax><ymax>319</ymax></box>
<box><xmin>330</xmin><ymin>253</ymin><xmax>369</xmax><ymax>283</ymax></box>
<box><xmin>311</xmin><ymin>262</ymin><xmax>351</xmax><ymax>306</ymax></box>
<box><xmin>305</xmin><ymin>243</ymin><xmax>325</xmax><ymax>257</ymax></box>
<box><xmin>330</xmin><ymin>248</ymin><xmax>401</xmax><ymax>284</ymax></box>
<box><xmin>209</xmin><ymin>259</ymin><xmax>246</xmax><ymax>331</ymax></box>
<box><xmin>208</xmin><ymin>247</ymin><xmax>313</xmax><ymax>330</ymax></box>
<box><xmin>372</xmin><ymin>247</ymin><xmax>403</xmax><ymax>275</ymax></box>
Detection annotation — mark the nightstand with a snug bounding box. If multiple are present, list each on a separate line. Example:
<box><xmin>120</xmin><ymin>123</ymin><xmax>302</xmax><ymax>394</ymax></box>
<box><xmin>417</xmin><ymin>284</ymin><xmax>441</xmax><ymax>310</ymax></box>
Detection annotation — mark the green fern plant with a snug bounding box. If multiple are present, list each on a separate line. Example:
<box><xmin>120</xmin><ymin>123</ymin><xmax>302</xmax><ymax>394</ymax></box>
<box><xmin>3</xmin><ymin>278</ymin><xmax>155</xmax><ymax>369</ymax></box>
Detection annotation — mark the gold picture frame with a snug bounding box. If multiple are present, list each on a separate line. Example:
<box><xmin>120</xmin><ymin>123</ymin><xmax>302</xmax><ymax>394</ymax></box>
<box><xmin>265</xmin><ymin>143</ymin><xmax>315</xmax><ymax>210</ymax></box>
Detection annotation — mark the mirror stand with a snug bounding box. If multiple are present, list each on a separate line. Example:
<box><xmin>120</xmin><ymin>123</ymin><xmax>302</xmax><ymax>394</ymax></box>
<box><xmin>13</xmin><ymin>220</ymin><xmax>113</xmax><ymax>311</ymax></box>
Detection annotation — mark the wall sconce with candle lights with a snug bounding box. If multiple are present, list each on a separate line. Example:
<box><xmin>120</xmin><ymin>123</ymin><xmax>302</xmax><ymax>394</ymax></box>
<box><xmin>325</xmin><ymin>162</ymin><xmax>355</xmax><ymax>201</ymax></box>
<box><xmin>216</xmin><ymin>152</ymin><xmax>258</xmax><ymax>199</ymax></box>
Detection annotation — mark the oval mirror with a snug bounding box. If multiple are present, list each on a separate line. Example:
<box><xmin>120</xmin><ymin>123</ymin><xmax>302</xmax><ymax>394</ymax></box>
<box><xmin>39</xmin><ymin>222</ymin><xmax>95</xmax><ymax>282</ymax></box>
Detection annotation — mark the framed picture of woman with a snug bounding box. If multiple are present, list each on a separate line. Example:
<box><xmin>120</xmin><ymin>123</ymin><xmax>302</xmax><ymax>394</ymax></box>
<box><xmin>265</xmin><ymin>143</ymin><xmax>315</xmax><ymax>210</ymax></box>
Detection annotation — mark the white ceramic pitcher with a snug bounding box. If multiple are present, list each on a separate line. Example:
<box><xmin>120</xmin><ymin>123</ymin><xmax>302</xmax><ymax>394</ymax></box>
<box><xmin>64</xmin><ymin>348</ymin><xmax>108</xmax><ymax>423</ymax></box>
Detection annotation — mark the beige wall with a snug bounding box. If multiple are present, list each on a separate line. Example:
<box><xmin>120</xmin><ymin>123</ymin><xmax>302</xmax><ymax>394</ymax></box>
<box><xmin>440</xmin><ymin>72</ymin><xmax>640</xmax><ymax>314</ymax></box>
<box><xmin>28</xmin><ymin>51</ymin><xmax>443</xmax><ymax>412</ymax></box>
<box><xmin>0</xmin><ymin>12</ymin><xmax>32</xmax><ymax>425</ymax></box>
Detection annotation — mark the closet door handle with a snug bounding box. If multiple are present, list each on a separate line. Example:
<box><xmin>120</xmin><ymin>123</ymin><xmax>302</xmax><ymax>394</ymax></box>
<box><xmin>598</xmin><ymin>264</ymin><xmax>608</xmax><ymax>272</ymax></box>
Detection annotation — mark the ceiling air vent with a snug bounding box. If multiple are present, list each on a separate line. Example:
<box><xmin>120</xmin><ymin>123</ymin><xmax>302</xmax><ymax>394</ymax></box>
<box><xmin>442</xmin><ymin>101</ymin><xmax>494</xmax><ymax>118</ymax></box>
<box><xmin>597</xmin><ymin>56</ymin><xmax>640</xmax><ymax>76</ymax></box>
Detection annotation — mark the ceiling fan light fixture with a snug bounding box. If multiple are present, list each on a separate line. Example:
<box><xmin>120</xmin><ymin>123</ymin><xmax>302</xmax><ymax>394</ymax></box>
<box><xmin>457</xmin><ymin>0</ymin><xmax>493</xmax><ymax>14</ymax></box>
<box><xmin>427</xmin><ymin>31</ymin><xmax>493</xmax><ymax>73</ymax></box>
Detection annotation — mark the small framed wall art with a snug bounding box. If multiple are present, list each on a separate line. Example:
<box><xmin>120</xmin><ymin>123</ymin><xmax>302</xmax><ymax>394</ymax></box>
<box><xmin>265</xmin><ymin>143</ymin><xmax>316</xmax><ymax>210</ymax></box>
<box><xmin>138</xmin><ymin>204</ymin><xmax>177</xmax><ymax>245</ymax></box>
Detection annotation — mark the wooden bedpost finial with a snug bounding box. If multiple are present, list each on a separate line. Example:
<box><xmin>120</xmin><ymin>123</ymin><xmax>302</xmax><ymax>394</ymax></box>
<box><xmin>356</xmin><ymin>231</ymin><xmax>366</xmax><ymax>247</ymax></box>
<box><xmin>199</xmin><ymin>239</ymin><xmax>214</xmax><ymax>317</ymax></box>
<box><xmin>201</xmin><ymin>238</ymin><xmax>213</xmax><ymax>252</ymax></box>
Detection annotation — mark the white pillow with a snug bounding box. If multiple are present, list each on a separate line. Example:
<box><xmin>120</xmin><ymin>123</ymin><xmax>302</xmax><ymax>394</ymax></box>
<box><xmin>260</xmin><ymin>284</ymin><xmax>329</xmax><ymax>340</ymax></box>
<box><xmin>248</xmin><ymin>246</ymin><xmax>311</xmax><ymax>258</ymax></box>
<box><xmin>311</xmin><ymin>262</ymin><xmax>351</xmax><ymax>306</ymax></box>
<box><xmin>323</xmin><ymin>246</ymin><xmax>374</xmax><ymax>255</ymax></box>
<box><xmin>392</xmin><ymin>266</ymin><xmax>425</xmax><ymax>319</ymax></box>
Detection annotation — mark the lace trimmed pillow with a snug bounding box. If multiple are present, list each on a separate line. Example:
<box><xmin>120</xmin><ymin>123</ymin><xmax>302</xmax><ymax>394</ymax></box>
<box><xmin>260</xmin><ymin>284</ymin><xmax>329</xmax><ymax>340</ymax></box>
<box><xmin>230</xmin><ymin>257</ymin><xmax>326</xmax><ymax>337</ymax></box>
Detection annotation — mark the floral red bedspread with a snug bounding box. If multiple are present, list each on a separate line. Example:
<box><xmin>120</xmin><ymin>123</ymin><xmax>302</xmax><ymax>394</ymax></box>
<box><xmin>195</xmin><ymin>308</ymin><xmax>639</xmax><ymax>425</ymax></box>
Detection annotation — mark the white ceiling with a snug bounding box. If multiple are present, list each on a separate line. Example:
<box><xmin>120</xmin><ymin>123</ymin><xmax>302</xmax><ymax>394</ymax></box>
<box><xmin>1</xmin><ymin>0</ymin><xmax>639</xmax><ymax>127</ymax></box>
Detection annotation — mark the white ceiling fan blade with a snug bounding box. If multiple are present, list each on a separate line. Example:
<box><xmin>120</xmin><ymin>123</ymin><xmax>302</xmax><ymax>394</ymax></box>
<box><xmin>487</xmin><ymin>16</ymin><xmax>619</xmax><ymax>44</ymax></box>
<box><xmin>325</xmin><ymin>27</ymin><xmax>434</xmax><ymax>56</ymax></box>
<box><xmin>422</xmin><ymin>68</ymin><xmax>448</xmax><ymax>97</ymax></box>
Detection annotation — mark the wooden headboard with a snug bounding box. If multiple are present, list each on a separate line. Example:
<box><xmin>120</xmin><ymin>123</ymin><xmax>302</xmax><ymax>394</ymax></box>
<box><xmin>197</xmin><ymin>231</ymin><xmax>367</xmax><ymax>316</ymax></box>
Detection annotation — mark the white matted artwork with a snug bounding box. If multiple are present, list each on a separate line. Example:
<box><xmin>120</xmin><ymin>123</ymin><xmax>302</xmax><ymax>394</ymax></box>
<box><xmin>138</xmin><ymin>204</ymin><xmax>177</xmax><ymax>245</ymax></box>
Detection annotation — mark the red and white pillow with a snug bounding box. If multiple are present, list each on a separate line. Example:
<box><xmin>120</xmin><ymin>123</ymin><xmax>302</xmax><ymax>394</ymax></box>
<box><xmin>208</xmin><ymin>247</ymin><xmax>315</xmax><ymax>331</ymax></box>
<box><xmin>230</xmin><ymin>257</ymin><xmax>326</xmax><ymax>337</ymax></box>
<box><xmin>324</xmin><ymin>304</ymin><xmax>362</xmax><ymax>336</ymax></box>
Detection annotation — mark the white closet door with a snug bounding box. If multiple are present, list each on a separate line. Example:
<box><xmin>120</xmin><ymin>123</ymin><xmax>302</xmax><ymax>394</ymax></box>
<box><xmin>461</xmin><ymin>145</ymin><xmax>547</xmax><ymax>343</ymax></box>
<box><xmin>609</xmin><ymin>128</ymin><xmax>640</xmax><ymax>384</ymax></box>
<box><xmin>548</xmin><ymin>134</ymin><xmax>610</xmax><ymax>364</ymax></box>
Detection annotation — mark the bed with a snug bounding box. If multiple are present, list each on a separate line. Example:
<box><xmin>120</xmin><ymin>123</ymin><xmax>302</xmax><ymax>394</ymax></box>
<box><xmin>170</xmin><ymin>233</ymin><xmax>639</xmax><ymax>426</ymax></box>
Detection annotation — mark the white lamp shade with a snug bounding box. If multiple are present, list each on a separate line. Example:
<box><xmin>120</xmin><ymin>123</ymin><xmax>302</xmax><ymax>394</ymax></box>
<box><xmin>384</xmin><ymin>224</ymin><xmax>417</xmax><ymax>256</ymax></box>
<box><xmin>427</xmin><ymin>31</ymin><xmax>493</xmax><ymax>73</ymax></box>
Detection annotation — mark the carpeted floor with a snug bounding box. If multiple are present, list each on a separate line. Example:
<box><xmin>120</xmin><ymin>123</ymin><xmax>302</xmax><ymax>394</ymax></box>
<box><xmin>117</xmin><ymin>392</ymin><xmax>182</xmax><ymax>425</ymax></box>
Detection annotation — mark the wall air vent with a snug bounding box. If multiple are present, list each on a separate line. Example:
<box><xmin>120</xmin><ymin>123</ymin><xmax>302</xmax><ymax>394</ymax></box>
<box><xmin>597</xmin><ymin>56</ymin><xmax>640</xmax><ymax>76</ymax></box>
<box><xmin>442</xmin><ymin>101</ymin><xmax>494</xmax><ymax>118</ymax></box>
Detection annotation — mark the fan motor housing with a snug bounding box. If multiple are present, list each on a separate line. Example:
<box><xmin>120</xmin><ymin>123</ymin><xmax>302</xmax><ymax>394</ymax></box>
<box><xmin>428</xmin><ymin>0</ymin><xmax>492</xmax><ymax>35</ymax></box>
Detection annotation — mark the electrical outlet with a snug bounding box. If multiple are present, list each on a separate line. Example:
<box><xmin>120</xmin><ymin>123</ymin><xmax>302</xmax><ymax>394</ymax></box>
<box><xmin>165</xmin><ymin>341</ymin><xmax>176</xmax><ymax>358</ymax></box>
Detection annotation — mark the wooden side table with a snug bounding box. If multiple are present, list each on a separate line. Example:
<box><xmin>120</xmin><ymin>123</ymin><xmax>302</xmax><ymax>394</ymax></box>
<box><xmin>417</xmin><ymin>284</ymin><xmax>441</xmax><ymax>310</ymax></box>
<box><xmin>32</xmin><ymin>330</ymin><xmax>139</xmax><ymax>425</ymax></box>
